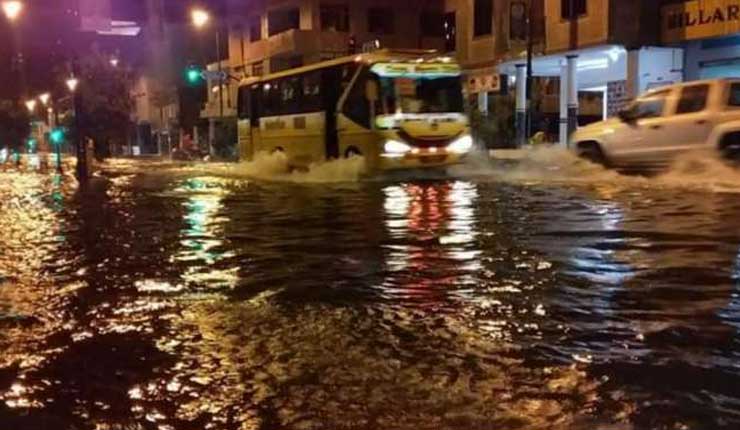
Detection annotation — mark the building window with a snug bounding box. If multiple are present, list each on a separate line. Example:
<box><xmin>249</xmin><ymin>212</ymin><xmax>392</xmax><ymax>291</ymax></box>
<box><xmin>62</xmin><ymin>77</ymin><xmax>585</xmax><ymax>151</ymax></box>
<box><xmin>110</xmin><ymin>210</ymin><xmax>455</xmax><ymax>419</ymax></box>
<box><xmin>268</xmin><ymin>7</ymin><xmax>300</xmax><ymax>37</ymax></box>
<box><xmin>473</xmin><ymin>0</ymin><xmax>493</xmax><ymax>37</ymax></box>
<box><xmin>270</xmin><ymin>55</ymin><xmax>303</xmax><ymax>73</ymax></box>
<box><xmin>444</xmin><ymin>12</ymin><xmax>456</xmax><ymax>52</ymax></box>
<box><xmin>320</xmin><ymin>3</ymin><xmax>350</xmax><ymax>32</ymax></box>
<box><xmin>420</xmin><ymin>11</ymin><xmax>445</xmax><ymax>37</ymax></box>
<box><xmin>561</xmin><ymin>0</ymin><xmax>587</xmax><ymax>20</ymax></box>
<box><xmin>249</xmin><ymin>16</ymin><xmax>261</xmax><ymax>42</ymax></box>
<box><xmin>252</xmin><ymin>61</ymin><xmax>264</xmax><ymax>77</ymax></box>
<box><xmin>368</xmin><ymin>7</ymin><xmax>394</xmax><ymax>34</ymax></box>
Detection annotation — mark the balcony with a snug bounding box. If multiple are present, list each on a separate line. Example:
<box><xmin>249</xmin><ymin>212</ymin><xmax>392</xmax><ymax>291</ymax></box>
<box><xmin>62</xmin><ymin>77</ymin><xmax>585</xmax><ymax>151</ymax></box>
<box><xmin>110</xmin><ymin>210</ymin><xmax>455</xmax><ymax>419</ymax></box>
<box><xmin>244</xmin><ymin>29</ymin><xmax>352</xmax><ymax>63</ymax></box>
<box><xmin>242</xmin><ymin>29</ymin><xmax>447</xmax><ymax>65</ymax></box>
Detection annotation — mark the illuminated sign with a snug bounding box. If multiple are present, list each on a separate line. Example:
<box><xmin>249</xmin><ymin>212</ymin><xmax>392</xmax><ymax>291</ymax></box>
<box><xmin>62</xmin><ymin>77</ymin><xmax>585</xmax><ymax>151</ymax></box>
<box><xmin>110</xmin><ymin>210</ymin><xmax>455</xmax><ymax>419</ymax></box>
<box><xmin>663</xmin><ymin>0</ymin><xmax>740</xmax><ymax>42</ymax></box>
<box><xmin>371</xmin><ymin>63</ymin><xmax>462</xmax><ymax>78</ymax></box>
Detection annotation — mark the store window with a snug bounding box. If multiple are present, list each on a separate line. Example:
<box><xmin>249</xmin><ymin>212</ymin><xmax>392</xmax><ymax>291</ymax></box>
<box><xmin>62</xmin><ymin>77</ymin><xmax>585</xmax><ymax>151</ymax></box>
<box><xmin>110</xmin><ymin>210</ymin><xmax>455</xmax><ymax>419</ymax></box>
<box><xmin>561</xmin><ymin>0</ymin><xmax>587</xmax><ymax>20</ymax></box>
<box><xmin>474</xmin><ymin>0</ymin><xmax>493</xmax><ymax>37</ymax></box>
<box><xmin>321</xmin><ymin>3</ymin><xmax>350</xmax><ymax>32</ymax></box>
<box><xmin>676</xmin><ymin>84</ymin><xmax>709</xmax><ymax>114</ymax></box>
<box><xmin>368</xmin><ymin>7</ymin><xmax>394</xmax><ymax>34</ymax></box>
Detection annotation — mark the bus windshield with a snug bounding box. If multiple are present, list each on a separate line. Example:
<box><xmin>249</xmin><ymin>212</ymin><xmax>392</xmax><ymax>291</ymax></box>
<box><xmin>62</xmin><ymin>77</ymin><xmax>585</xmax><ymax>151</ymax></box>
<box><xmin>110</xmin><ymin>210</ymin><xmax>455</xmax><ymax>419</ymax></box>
<box><xmin>373</xmin><ymin>74</ymin><xmax>464</xmax><ymax>115</ymax></box>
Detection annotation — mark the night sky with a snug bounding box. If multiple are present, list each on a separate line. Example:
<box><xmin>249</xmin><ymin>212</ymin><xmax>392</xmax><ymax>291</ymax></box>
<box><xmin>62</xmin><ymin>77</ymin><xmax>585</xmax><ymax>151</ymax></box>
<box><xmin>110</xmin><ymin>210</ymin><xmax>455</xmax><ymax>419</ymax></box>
<box><xmin>0</xmin><ymin>0</ymin><xmax>227</xmax><ymax>100</ymax></box>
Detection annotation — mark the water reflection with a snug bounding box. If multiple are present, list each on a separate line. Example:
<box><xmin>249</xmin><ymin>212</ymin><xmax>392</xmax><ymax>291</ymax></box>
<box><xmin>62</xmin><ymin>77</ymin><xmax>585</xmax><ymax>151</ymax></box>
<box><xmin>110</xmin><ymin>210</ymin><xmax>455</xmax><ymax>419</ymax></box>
<box><xmin>174</xmin><ymin>178</ymin><xmax>238</xmax><ymax>289</ymax></box>
<box><xmin>381</xmin><ymin>181</ymin><xmax>480</xmax><ymax>301</ymax></box>
<box><xmin>3</xmin><ymin>163</ymin><xmax>740</xmax><ymax>429</ymax></box>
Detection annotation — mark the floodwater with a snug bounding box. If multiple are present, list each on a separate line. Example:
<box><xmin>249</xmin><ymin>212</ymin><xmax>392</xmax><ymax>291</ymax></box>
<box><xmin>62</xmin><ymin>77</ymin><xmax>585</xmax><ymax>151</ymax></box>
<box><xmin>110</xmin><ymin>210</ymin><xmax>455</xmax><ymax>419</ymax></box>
<box><xmin>2</xmin><ymin>149</ymin><xmax>740</xmax><ymax>430</ymax></box>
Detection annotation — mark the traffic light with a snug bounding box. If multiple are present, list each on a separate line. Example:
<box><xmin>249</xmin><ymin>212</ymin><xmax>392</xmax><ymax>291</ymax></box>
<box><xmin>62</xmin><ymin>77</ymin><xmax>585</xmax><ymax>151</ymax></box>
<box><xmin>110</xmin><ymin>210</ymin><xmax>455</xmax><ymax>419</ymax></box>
<box><xmin>185</xmin><ymin>64</ymin><xmax>203</xmax><ymax>85</ymax></box>
<box><xmin>50</xmin><ymin>128</ymin><xmax>64</xmax><ymax>144</ymax></box>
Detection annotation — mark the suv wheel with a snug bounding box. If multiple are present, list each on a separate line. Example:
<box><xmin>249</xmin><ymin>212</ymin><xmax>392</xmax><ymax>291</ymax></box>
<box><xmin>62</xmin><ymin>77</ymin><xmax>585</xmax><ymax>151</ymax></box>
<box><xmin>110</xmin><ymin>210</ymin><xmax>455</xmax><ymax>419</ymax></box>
<box><xmin>720</xmin><ymin>132</ymin><xmax>740</xmax><ymax>161</ymax></box>
<box><xmin>577</xmin><ymin>143</ymin><xmax>608</xmax><ymax>167</ymax></box>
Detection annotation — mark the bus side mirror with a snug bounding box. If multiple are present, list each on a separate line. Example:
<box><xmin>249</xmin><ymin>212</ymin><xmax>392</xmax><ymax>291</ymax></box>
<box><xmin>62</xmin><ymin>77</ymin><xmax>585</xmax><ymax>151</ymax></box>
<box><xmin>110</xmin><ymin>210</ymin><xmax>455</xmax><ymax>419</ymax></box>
<box><xmin>365</xmin><ymin>80</ymin><xmax>379</xmax><ymax>103</ymax></box>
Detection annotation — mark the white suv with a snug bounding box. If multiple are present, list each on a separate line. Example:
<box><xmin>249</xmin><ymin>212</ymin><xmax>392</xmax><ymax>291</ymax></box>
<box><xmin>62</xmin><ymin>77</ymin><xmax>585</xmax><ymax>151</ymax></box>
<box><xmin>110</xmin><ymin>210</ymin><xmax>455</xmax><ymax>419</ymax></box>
<box><xmin>571</xmin><ymin>79</ymin><xmax>740</xmax><ymax>170</ymax></box>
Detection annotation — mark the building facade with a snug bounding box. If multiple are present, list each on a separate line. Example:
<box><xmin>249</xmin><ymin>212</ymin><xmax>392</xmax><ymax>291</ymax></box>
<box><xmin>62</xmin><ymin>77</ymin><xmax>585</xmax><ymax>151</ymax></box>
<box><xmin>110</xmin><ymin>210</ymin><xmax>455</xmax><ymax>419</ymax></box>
<box><xmin>208</xmin><ymin>0</ymin><xmax>740</xmax><ymax>150</ymax></box>
<box><xmin>660</xmin><ymin>0</ymin><xmax>740</xmax><ymax>81</ymax></box>
<box><xmin>444</xmin><ymin>0</ymin><xmax>690</xmax><ymax>146</ymax></box>
<box><xmin>224</xmin><ymin>0</ymin><xmax>448</xmax><ymax>78</ymax></box>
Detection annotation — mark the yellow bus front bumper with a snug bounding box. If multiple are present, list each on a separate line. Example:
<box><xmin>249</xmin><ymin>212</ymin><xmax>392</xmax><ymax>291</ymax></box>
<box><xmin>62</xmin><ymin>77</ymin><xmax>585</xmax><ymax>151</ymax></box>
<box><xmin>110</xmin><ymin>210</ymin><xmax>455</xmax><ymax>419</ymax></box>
<box><xmin>378</xmin><ymin>151</ymin><xmax>467</xmax><ymax>171</ymax></box>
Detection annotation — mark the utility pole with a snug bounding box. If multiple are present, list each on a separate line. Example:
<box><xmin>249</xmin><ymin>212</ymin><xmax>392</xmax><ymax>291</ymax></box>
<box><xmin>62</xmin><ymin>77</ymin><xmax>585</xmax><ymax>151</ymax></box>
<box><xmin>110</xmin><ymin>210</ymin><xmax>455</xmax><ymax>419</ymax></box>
<box><xmin>525</xmin><ymin>0</ymin><xmax>535</xmax><ymax>142</ymax></box>
<box><xmin>217</xmin><ymin>27</ymin><xmax>224</xmax><ymax>120</ymax></box>
<box><xmin>70</xmin><ymin>60</ymin><xmax>87</xmax><ymax>183</ymax></box>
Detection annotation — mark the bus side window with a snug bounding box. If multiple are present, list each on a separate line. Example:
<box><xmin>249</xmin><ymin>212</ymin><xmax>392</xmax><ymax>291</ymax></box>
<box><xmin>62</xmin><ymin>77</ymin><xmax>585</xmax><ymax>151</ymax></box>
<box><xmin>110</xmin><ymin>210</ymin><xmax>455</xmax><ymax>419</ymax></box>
<box><xmin>342</xmin><ymin>68</ymin><xmax>372</xmax><ymax>129</ymax></box>
<box><xmin>237</xmin><ymin>86</ymin><xmax>249</xmax><ymax>120</ymax></box>
<box><xmin>303</xmin><ymin>70</ymin><xmax>322</xmax><ymax>112</ymax></box>
<box><xmin>259</xmin><ymin>80</ymin><xmax>282</xmax><ymax>116</ymax></box>
<box><xmin>249</xmin><ymin>86</ymin><xmax>260</xmax><ymax>127</ymax></box>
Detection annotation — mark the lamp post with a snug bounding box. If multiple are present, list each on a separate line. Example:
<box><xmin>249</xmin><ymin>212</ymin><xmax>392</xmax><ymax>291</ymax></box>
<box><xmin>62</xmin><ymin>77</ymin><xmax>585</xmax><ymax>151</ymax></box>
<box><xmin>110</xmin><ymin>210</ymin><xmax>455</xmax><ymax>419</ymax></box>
<box><xmin>192</xmin><ymin>7</ymin><xmax>223</xmax><ymax>158</ymax></box>
<box><xmin>3</xmin><ymin>1</ymin><xmax>26</xmax><ymax>106</ymax></box>
<box><xmin>66</xmin><ymin>75</ymin><xmax>87</xmax><ymax>182</ymax></box>
<box><xmin>38</xmin><ymin>92</ymin><xmax>53</xmax><ymax>127</ymax></box>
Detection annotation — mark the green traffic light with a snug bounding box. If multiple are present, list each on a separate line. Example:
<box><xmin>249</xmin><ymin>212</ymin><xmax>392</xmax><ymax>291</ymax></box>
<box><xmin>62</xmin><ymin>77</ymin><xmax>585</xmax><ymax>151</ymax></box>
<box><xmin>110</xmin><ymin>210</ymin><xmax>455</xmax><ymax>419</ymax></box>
<box><xmin>50</xmin><ymin>128</ymin><xmax>64</xmax><ymax>144</ymax></box>
<box><xmin>186</xmin><ymin>67</ymin><xmax>202</xmax><ymax>84</ymax></box>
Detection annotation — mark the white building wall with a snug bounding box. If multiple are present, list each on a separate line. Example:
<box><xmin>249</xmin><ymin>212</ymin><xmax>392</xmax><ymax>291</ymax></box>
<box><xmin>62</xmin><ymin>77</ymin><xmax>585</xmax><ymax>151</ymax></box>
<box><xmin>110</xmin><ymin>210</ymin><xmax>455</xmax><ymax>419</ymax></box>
<box><xmin>626</xmin><ymin>47</ymin><xmax>684</xmax><ymax>98</ymax></box>
<box><xmin>684</xmin><ymin>39</ymin><xmax>740</xmax><ymax>80</ymax></box>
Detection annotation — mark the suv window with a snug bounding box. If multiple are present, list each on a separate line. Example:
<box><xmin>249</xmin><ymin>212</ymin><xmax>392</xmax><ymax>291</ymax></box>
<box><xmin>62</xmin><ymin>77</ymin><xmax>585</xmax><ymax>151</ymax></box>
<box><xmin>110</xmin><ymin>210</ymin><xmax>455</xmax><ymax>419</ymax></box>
<box><xmin>676</xmin><ymin>84</ymin><xmax>709</xmax><ymax>114</ymax></box>
<box><xmin>728</xmin><ymin>83</ymin><xmax>740</xmax><ymax>106</ymax></box>
<box><xmin>635</xmin><ymin>98</ymin><xmax>666</xmax><ymax>118</ymax></box>
<box><xmin>625</xmin><ymin>91</ymin><xmax>669</xmax><ymax>120</ymax></box>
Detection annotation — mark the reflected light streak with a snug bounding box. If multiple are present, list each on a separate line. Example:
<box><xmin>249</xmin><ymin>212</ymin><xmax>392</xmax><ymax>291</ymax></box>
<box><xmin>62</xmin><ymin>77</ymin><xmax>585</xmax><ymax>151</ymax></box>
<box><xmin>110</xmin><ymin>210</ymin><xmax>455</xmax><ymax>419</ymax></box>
<box><xmin>380</xmin><ymin>181</ymin><xmax>481</xmax><ymax>300</ymax></box>
<box><xmin>174</xmin><ymin>180</ymin><xmax>238</xmax><ymax>289</ymax></box>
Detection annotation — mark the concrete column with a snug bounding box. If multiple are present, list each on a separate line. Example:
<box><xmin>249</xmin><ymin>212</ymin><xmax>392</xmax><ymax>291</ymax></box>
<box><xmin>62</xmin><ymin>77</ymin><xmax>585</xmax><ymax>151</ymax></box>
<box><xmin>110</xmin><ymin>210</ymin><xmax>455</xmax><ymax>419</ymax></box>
<box><xmin>515</xmin><ymin>64</ymin><xmax>527</xmax><ymax>147</ymax></box>
<box><xmin>559</xmin><ymin>64</ymin><xmax>568</xmax><ymax>146</ymax></box>
<box><xmin>208</xmin><ymin>118</ymin><xmax>216</xmax><ymax>156</ymax></box>
<box><xmin>477</xmin><ymin>91</ymin><xmax>488</xmax><ymax>114</ymax></box>
<box><xmin>566</xmin><ymin>55</ymin><xmax>579</xmax><ymax>143</ymax></box>
<box><xmin>626</xmin><ymin>49</ymin><xmax>641</xmax><ymax>100</ymax></box>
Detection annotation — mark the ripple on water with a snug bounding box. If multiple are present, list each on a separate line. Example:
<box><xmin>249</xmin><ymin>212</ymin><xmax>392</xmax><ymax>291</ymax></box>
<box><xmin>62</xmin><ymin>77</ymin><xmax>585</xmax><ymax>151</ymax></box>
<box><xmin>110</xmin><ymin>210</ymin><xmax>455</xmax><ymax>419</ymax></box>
<box><xmin>2</xmin><ymin>160</ymin><xmax>740</xmax><ymax>429</ymax></box>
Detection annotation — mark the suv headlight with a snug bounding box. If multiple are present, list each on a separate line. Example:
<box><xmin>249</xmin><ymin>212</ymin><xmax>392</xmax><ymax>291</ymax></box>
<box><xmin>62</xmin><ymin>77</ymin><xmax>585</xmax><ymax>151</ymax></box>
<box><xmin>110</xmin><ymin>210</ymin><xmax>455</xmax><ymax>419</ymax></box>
<box><xmin>383</xmin><ymin>140</ymin><xmax>412</xmax><ymax>156</ymax></box>
<box><xmin>446</xmin><ymin>134</ymin><xmax>473</xmax><ymax>154</ymax></box>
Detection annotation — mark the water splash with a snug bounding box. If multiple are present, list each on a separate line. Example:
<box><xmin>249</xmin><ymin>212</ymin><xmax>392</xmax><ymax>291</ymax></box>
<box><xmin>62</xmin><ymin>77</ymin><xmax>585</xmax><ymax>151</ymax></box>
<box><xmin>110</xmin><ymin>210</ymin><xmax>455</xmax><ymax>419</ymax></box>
<box><xmin>453</xmin><ymin>146</ymin><xmax>740</xmax><ymax>193</ymax></box>
<box><xmin>179</xmin><ymin>151</ymin><xmax>367</xmax><ymax>184</ymax></box>
<box><xmin>656</xmin><ymin>150</ymin><xmax>740</xmax><ymax>193</ymax></box>
<box><xmin>451</xmin><ymin>146</ymin><xmax>634</xmax><ymax>185</ymax></box>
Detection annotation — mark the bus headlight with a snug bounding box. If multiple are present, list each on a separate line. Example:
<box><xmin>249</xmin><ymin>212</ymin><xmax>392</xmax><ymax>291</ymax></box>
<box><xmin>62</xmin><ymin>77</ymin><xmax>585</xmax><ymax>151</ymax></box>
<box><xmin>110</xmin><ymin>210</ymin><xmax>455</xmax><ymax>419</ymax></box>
<box><xmin>446</xmin><ymin>135</ymin><xmax>473</xmax><ymax>154</ymax></box>
<box><xmin>383</xmin><ymin>140</ymin><xmax>412</xmax><ymax>156</ymax></box>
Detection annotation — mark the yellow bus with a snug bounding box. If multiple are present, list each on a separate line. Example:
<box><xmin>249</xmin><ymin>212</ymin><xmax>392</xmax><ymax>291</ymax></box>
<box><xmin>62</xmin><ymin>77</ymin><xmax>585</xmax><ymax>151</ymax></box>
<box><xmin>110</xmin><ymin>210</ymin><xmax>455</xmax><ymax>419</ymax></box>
<box><xmin>236</xmin><ymin>50</ymin><xmax>472</xmax><ymax>171</ymax></box>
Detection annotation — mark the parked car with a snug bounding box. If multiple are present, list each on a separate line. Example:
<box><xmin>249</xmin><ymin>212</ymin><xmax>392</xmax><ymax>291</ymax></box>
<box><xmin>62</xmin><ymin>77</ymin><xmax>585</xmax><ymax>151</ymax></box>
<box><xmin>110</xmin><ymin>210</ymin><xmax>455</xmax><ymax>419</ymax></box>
<box><xmin>571</xmin><ymin>79</ymin><xmax>740</xmax><ymax>170</ymax></box>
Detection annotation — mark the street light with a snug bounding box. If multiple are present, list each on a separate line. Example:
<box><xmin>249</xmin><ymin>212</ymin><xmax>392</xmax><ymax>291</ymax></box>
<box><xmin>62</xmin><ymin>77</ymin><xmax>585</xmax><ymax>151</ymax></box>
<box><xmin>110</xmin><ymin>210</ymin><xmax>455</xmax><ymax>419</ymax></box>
<box><xmin>1</xmin><ymin>1</ymin><xmax>23</xmax><ymax>22</ymax></box>
<box><xmin>65</xmin><ymin>73</ymin><xmax>86</xmax><ymax>180</ymax></box>
<box><xmin>38</xmin><ymin>92</ymin><xmax>50</xmax><ymax>105</ymax></box>
<box><xmin>25</xmin><ymin>99</ymin><xmax>36</xmax><ymax>113</ymax></box>
<box><xmin>66</xmin><ymin>77</ymin><xmax>79</xmax><ymax>92</ymax></box>
<box><xmin>191</xmin><ymin>6</ymin><xmax>223</xmax><ymax>158</ymax></box>
<box><xmin>191</xmin><ymin>8</ymin><xmax>210</xmax><ymax>28</ymax></box>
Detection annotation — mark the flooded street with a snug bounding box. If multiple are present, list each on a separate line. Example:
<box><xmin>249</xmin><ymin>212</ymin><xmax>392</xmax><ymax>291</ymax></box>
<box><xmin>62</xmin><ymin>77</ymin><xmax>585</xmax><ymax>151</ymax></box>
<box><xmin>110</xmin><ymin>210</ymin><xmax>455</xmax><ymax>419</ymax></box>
<box><xmin>2</xmin><ymin>151</ymin><xmax>740</xmax><ymax>429</ymax></box>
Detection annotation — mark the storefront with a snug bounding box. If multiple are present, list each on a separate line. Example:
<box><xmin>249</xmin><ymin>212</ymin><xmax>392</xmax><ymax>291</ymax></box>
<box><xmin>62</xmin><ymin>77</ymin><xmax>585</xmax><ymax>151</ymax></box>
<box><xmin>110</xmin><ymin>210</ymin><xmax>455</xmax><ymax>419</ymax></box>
<box><xmin>662</xmin><ymin>0</ymin><xmax>740</xmax><ymax>80</ymax></box>
<box><xmin>498</xmin><ymin>45</ymin><xmax>628</xmax><ymax>145</ymax></box>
